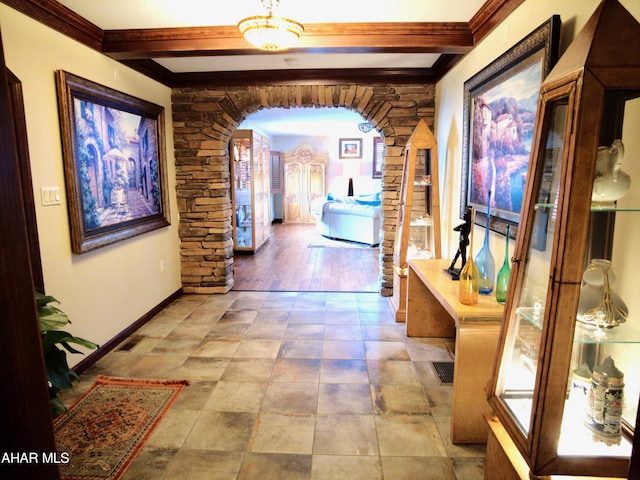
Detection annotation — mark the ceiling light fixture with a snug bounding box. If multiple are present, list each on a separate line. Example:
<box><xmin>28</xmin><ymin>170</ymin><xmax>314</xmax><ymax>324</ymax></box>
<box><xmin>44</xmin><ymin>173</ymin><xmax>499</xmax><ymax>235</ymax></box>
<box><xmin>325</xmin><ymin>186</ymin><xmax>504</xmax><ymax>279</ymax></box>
<box><xmin>358</xmin><ymin>122</ymin><xmax>373</xmax><ymax>133</ymax></box>
<box><xmin>238</xmin><ymin>0</ymin><xmax>304</xmax><ymax>52</ymax></box>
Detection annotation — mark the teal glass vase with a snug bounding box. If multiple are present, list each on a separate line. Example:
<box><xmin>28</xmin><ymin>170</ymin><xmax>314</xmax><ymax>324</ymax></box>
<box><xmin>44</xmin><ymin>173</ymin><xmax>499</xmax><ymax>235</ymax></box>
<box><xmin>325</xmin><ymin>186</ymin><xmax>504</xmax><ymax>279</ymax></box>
<box><xmin>475</xmin><ymin>190</ymin><xmax>495</xmax><ymax>295</ymax></box>
<box><xmin>496</xmin><ymin>225</ymin><xmax>511</xmax><ymax>304</ymax></box>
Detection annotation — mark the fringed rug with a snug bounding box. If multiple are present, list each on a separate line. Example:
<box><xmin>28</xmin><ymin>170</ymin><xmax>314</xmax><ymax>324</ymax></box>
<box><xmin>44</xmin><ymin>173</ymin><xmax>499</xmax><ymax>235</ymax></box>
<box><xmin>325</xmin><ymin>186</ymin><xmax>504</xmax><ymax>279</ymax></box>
<box><xmin>54</xmin><ymin>375</ymin><xmax>189</xmax><ymax>480</ymax></box>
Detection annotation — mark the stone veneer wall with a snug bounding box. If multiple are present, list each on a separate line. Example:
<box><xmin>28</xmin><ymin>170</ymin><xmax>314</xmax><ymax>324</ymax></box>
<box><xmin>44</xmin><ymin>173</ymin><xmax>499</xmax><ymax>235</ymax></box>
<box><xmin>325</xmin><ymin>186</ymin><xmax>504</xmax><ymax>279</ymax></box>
<box><xmin>172</xmin><ymin>83</ymin><xmax>435</xmax><ymax>295</ymax></box>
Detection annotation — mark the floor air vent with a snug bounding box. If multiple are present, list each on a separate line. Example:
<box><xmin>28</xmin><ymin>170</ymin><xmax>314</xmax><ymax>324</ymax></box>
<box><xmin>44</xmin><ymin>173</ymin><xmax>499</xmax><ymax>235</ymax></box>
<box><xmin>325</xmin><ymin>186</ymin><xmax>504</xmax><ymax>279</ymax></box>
<box><xmin>432</xmin><ymin>361</ymin><xmax>454</xmax><ymax>385</ymax></box>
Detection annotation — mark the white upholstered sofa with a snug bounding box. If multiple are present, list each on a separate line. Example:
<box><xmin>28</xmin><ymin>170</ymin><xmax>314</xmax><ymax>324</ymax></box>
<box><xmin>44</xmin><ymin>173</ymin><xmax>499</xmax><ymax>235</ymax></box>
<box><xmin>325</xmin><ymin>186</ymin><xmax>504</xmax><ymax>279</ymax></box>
<box><xmin>310</xmin><ymin>194</ymin><xmax>381</xmax><ymax>246</ymax></box>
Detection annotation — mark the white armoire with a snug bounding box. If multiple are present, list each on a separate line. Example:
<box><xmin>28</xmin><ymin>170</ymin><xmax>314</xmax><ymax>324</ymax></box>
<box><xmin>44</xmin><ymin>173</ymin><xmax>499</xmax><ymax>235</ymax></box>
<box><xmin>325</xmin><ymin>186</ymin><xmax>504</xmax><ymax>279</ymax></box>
<box><xmin>282</xmin><ymin>142</ymin><xmax>328</xmax><ymax>223</ymax></box>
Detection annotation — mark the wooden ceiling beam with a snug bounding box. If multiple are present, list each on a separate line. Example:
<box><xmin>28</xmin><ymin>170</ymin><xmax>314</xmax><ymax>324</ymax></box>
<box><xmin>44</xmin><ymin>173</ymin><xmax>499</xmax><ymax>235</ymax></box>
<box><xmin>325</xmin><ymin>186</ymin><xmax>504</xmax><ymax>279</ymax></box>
<box><xmin>102</xmin><ymin>23</ymin><xmax>473</xmax><ymax>60</ymax></box>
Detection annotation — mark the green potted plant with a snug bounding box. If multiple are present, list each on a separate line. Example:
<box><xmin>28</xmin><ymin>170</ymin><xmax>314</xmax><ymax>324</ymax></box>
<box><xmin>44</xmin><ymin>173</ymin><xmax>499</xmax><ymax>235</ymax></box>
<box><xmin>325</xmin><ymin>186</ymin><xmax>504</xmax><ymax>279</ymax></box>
<box><xmin>36</xmin><ymin>291</ymin><xmax>98</xmax><ymax>418</ymax></box>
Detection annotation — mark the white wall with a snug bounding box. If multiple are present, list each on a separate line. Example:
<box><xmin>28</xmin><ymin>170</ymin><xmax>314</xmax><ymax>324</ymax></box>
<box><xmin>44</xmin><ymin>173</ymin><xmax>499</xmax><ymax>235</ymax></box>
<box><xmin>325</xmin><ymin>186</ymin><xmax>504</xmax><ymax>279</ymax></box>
<box><xmin>0</xmin><ymin>5</ymin><xmax>182</xmax><ymax>364</ymax></box>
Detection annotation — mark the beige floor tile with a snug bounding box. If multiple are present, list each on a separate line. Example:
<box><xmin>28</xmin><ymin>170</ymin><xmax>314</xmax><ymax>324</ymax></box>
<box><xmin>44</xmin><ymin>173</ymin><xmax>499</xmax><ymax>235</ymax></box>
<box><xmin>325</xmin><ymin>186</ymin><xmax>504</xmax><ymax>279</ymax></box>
<box><xmin>184</xmin><ymin>411</ymin><xmax>256</xmax><ymax>451</ymax></box>
<box><xmin>293</xmin><ymin>299</ymin><xmax>327</xmax><ymax>312</ymax></box>
<box><xmin>434</xmin><ymin>416</ymin><xmax>487</xmax><ymax>458</ymax></box>
<box><xmin>361</xmin><ymin>325</ymin><xmax>404</xmax><ymax>341</ymax></box>
<box><xmin>218</xmin><ymin>309</ymin><xmax>259</xmax><ymax>324</ymax></box>
<box><xmin>381</xmin><ymin>456</ymin><xmax>457</xmax><ymax>480</ymax></box>
<box><xmin>234</xmin><ymin>339</ymin><xmax>282</xmax><ymax>358</ymax></box>
<box><xmin>221</xmin><ymin>358</ymin><xmax>275</xmax><ymax>382</ymax></box>
<box><xmin>319</xmin><ymin>359</ymin><xmax>369</xmax><ymax>384</ymax></box>
<box><xmin>261</xmin><ymin>382</ymin><xmax>319</xmax><ymax>414</ymax></box>
<box><xmin>126</xmin><ymin>354</ymin><xmax>187</xmax><ymax>379</ymax></box>
<box><xmin>238</xmin><ymin>452</ymin><xmax>312</xmax><ymax>480</ymax></box>
<box><xmin>313</xmin><ymin>414</ymin><xmax>378</xmax><ymax>455</ymax></box>
<box><xmin>288</xmin><ymin>311</ymin><xmax>326</xmax><ymax>324</ymax></box>
<box><xmin>278</xmin><ymin>339</ymin><xmax>323</xmax><ymax>359</ymax></box>
<box><xmin>253</xmin><ymin>310</ymin><xmax>290</xmax><ymax>324</ymax></box>
<box><xmin>371</xmin><ymin>384</ymin><xmax>431</xmax><ymax>415</ymax></box>
<box><xmin>375</xmin><ymin>415</ymin><xmax>447</xmax><ymax>457</ymax></box>
<box><xmin>272</xmin><ymin>358</ymin><xmax>321</xmax><ymax>383</ymax></box>
<box><xmin>285</xmin><ymin>324</ymin><xmax>324</xmax><ymax>340</ymax></box>
<box><xmin>171</xmin><ymin>380</ymin><xmax>218</xmax><ymax>410</ymax></box>
<box><xmin>366</xmin><ymin>360</ymin><xmax>420</xmax><ymax>385</ymax></box>
<box><xmin>150</xmin><ymin>337</ymin><xmax>201</xmax><ymax>355</ymax></box>
<box><xmin>245</xmin><ymin>323</ymin><xmax>287</xmax><ymax>339</ymax></box>
<box><xmin>364</xmin><ymin>341</ymin><xmax>411</xmax><ymax>361</ymax></box>
<box><xmin>324</xmin><ymin>311</ymin><xmax>360</xmax><ymax>324</ymax></box>
<box><xmin>317</xmin><ymin>383</ymin><xmax>373</xmax><ymax>414</ymax></box>
<box><xmin>248</xmin><ymin>412</ymin><xmax>315</xmax><ymax>454</ymax></box>
<box><xmin>146</xmin><ymin>408</ymin><xmax>200</xmax><ymax>449</ymax></box>
<box><xmin>84</xmin><ymin>352</ymin><xmax>144</xmax><ymax>377</ymax></box>
<box><xmin>405</xmin><ymin>338</ymin><xmax>454</xmax><ymax>362</ymax></box>
<box><xmin>204</xmin><ymin>381</ymin><xmax>267</xmax><ymax>412</ymax></box>
<box><xmin>175</xmin><ymin>357</ymin><xmax>229</xmax><ymax>381</ymax></box>
<box><xmin>167</xmin><ymin>322</ymin><xmax>213</xmax><ymax>339</ymax></box>
<box><xmin>321</xmin><ymin>340</ymin><xmax>365</xmax><ymax>359</ymax></box>
<box><xmin>163</xmin><ymin>449</ymin><xmax>243</xmax><ymax>480</ymax></box>
<box><xmin>323</xmin><ymin>324</ymin><xmax>362</xmax><ymax>341</ymax></box>
<box><xmin>451</xmin><ymin>457</ymin><xmax>486</xmax><ymax>480</ymax></box>
<box><xmin>311</xmin><ymin>455</ymin><xmax>382</xmax><ymax>480</ymax></box>
<box><xmin>205</xmin><ymin>323</ymin><xmax>249</xmax><ymax>341</ymax></box>
<box><xmin>137</xmin><ymin>320</ymin><xmax>181</xmax><ymax>337</ymax></box>
<box><xmin>191</xmin><ymin>338</ymin><xmax>240</xmax><ymax>357</ymax></box>
<box><xmin>120</xmin><ymin>447</ymin><xmax>178</xmax><ymax>480</ymax></box>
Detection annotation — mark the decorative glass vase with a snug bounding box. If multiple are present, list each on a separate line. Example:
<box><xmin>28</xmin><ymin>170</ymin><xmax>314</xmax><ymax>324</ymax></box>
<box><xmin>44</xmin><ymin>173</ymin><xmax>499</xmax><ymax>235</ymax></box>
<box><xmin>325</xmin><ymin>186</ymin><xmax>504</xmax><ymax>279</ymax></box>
<box><xmin>577</xmin><ymin>258</ymin><xmax>628</xmax><ymax>329</ymax></box>
<box><xmin>459</xmin><ymin>208</ymin><xmax>479</xmax><ymax>305</ymax></box>
<box><xmin>475</xmin><ymin>190</ymin><xmax>495</xmax><ymax>294</ymax></box>
<box><xmin>495</xmin><ymin>225</ymin><xmax>511</xmax><ymax>304</ymax></box>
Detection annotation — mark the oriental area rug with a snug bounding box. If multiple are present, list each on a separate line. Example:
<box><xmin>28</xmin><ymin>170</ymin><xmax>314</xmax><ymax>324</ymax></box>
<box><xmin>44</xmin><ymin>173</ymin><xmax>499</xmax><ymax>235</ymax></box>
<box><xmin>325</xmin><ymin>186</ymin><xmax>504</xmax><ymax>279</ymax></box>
<box><xmin>54</xmin><ymin>375</ymin><xmax>188</xmax><ymax>480</ymax></box>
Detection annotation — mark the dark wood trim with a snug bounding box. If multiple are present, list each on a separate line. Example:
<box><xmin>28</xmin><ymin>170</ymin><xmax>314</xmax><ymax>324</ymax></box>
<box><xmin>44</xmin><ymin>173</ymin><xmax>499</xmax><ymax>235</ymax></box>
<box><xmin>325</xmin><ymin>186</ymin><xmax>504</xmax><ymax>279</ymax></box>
<box><xmin>8</xmin><ymin>70</ymin><xmax>44</xmax><ymax>291</ymax></box>
<box><xmin>168</xmin><ymin>67</ymin><xmax>439</xmax><ymax>88</ymax></box>
<box><xmin>0</xmin><ymin>0</ymin><xmax>103</xmax><ymax>50</ymax></box>
<box><xmin>469</xmin><ymin>0</ymin><xmax>527</xmax><ymax>41</ymax></box>
<box><xmin>72</xmin><ymin>288</ymin><xmax>183</xmax><ymax>375</ymax></box>
<box><xmin>0</xmin><ymin>26</ymin><xmax>59</xmax><ymax>479</ymax></box>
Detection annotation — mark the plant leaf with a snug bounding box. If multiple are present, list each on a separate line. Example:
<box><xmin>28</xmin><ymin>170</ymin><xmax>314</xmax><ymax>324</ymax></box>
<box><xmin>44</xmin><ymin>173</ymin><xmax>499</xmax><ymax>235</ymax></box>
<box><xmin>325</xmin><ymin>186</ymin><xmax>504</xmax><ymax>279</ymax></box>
<box><xmin>42</xmin><ymin>331</ymin><xmax>98</xmax><ymax>352</ymax></box>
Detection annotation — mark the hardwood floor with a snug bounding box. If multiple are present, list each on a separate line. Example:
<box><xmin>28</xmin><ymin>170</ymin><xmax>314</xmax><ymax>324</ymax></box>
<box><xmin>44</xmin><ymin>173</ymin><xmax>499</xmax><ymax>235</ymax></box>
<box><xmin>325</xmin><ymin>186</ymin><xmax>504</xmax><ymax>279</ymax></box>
<box><xmin>232</xmin><ymin>223</ymin><xmax>380</xmax><ymax>292</ymax></box>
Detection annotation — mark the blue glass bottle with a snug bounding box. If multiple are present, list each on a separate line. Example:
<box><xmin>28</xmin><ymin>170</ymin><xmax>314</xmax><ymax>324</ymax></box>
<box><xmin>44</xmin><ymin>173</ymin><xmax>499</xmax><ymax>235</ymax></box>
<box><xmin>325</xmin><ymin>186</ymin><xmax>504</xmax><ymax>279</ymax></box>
<box><xmin>475</xmin><ymin>190</ymin><xmax>495</xmax><ymax>295</ymax></box>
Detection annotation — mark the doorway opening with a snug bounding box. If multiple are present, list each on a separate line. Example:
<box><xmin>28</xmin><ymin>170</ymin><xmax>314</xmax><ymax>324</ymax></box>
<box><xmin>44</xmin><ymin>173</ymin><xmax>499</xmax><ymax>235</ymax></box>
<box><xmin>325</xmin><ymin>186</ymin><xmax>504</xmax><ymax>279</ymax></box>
<box><xmin>231</xmin><ymin>107</ymin><xmax>382</xmax><ymax>292</ymax></box>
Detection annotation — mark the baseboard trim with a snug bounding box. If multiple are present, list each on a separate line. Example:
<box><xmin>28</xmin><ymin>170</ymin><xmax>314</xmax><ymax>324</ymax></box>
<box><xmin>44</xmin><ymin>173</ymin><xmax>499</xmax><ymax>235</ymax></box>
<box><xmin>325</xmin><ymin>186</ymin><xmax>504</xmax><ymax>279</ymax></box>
<box><xmin>72</xmin><ymin>287</ymin><xmax>183</xmax><ymax>375</ymax></box>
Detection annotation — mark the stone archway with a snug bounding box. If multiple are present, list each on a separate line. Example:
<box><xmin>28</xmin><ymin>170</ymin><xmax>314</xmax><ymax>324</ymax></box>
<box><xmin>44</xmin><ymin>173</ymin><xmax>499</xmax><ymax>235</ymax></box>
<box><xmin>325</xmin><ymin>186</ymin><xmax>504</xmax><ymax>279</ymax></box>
<box><xmin>172</xmin><ymin>83</ymin><xmax>435</xmax><ymax>295</ymax></box>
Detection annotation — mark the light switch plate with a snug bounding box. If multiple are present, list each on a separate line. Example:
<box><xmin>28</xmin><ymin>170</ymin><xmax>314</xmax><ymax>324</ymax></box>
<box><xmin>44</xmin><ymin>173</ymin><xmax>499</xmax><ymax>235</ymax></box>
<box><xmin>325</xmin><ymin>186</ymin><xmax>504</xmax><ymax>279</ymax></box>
<box><xmin>40</xmin><ymin>186</ymin><xmax>61</xmax><ymax>206</ymax></box>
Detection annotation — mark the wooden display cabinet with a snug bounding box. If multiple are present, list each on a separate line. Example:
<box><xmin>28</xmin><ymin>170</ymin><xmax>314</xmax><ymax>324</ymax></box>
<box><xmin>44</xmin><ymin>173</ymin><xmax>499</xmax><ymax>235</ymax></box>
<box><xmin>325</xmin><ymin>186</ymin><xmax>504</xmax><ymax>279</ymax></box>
<box><xmin>231</xmin><ymin>130</ymin><xmax>271</xmax><ymax>252</ymax></box>
<box><xmin>390</xmin><ymin>119</ymin><xmax>442</xmax><ymax>322</ymax></box>
<box><xmin>486</xmin><ymin>1</ymin><xmax>640</xmax><ymax>478</ymax></box>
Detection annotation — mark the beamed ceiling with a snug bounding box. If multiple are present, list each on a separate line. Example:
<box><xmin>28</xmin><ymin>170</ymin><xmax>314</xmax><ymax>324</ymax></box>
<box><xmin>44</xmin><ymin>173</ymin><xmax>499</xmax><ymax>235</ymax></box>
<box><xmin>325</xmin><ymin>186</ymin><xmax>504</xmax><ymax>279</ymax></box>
<box><xmin>1</xmin><ymin>0</ymin><xmax>525</xmax><ymax>87</ymax></box>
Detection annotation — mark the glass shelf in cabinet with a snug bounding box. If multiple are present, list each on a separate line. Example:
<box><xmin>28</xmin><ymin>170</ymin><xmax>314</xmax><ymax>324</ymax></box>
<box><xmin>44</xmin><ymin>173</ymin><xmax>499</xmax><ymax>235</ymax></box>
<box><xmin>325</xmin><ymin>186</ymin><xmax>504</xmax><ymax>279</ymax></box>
<box><xmin>573</xmin><ymin>322</ymin><xmax>640</xmax><ymax>344</ymax></box>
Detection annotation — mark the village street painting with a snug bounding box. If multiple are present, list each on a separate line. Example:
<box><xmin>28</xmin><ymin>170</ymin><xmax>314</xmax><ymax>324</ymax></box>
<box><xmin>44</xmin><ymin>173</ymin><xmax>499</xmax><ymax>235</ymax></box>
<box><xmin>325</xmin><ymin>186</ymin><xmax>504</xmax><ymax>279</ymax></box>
<box><xmin>73</xmin><ymin>98</ymin><xmax>161</xmax><ymax>231</ymax></box>
<box><xmin>469</xmin><ymin>60</ymin><xmax>542</xmax><ymax>217</ymax></box>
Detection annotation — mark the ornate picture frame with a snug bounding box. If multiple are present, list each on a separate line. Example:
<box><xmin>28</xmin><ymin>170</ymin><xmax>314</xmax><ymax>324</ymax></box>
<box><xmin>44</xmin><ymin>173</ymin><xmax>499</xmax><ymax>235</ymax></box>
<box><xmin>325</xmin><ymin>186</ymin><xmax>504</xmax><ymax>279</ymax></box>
<box><xmin>460</xmin><ymin>16</ymin><xmax>560</xmax><ymax>235</ymax></box>
<box><xmin>55</xmin><ymin>70</ymin><xmax>170</xmax><ymax>254</ymax></box>
<box><xmin>339</xmin><ymin>138</ymin><xmax>362</xmax><ymax>159</ymax></box>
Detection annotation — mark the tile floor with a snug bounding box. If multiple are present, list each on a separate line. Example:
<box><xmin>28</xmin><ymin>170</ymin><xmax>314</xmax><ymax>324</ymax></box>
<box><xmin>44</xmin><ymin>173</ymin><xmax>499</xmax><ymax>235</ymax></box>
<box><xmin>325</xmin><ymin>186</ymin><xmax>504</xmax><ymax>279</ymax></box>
<box><xmin>64</xmin><ymin>291</ymin><xmax>486</xmax><ymax>480</ymax></box>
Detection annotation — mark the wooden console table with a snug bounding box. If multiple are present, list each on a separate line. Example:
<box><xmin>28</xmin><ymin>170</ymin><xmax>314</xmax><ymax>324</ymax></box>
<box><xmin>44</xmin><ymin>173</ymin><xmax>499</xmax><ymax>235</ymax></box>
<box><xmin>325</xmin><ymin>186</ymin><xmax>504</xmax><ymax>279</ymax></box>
<box><xmin>407</xmin><ymin>258</ymin><xmax>504</xmax><ymax>443</ymax></box>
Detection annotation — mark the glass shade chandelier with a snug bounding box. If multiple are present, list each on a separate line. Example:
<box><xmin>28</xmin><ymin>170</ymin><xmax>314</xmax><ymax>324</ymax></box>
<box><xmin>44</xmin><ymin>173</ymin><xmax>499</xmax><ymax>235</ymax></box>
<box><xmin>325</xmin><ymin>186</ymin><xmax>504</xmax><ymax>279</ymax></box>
<box><xmin>238</xmin><ymin>0</ymin><xmax>304</xmax><ymax>51</ymax></box>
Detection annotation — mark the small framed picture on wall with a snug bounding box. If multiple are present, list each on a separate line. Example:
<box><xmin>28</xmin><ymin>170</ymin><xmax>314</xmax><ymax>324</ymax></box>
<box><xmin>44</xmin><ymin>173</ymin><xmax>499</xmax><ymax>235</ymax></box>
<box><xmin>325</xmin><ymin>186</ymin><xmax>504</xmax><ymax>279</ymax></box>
<box><xmin>339</xmin><ymin>138</ymin><xmax>362</xmax><ymax>159</ymax></box>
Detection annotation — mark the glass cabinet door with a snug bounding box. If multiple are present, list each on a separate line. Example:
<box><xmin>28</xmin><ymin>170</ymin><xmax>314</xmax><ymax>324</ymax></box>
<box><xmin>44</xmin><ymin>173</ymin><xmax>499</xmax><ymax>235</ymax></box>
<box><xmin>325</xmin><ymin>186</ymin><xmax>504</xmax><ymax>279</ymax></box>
<box><xmin>494</xmin><ymin>102</ymin><xmax>568</xmax><ymax>436</ymax></box>
<box><xmin>407</xmin><ymin>148</ymin><xmax>436</xmax><ymax>260</ymax></box>
<box><xmin>232</xmin><ymin>137</ymin><xmax>253</xmax><ymax>249</ymax></box>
